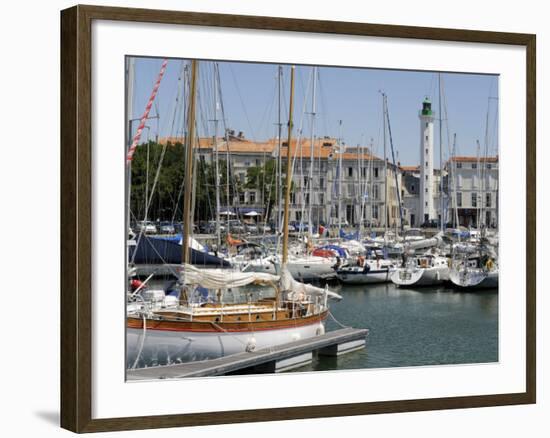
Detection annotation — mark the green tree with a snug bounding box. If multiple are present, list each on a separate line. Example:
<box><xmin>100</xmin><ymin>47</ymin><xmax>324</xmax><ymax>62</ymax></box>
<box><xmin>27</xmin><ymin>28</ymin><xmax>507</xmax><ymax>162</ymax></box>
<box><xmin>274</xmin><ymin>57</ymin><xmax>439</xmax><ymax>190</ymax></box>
<box><xmin>245</xmin><ymin>159</ymin><xmax>293</xmax><ymax>221</ymax></box>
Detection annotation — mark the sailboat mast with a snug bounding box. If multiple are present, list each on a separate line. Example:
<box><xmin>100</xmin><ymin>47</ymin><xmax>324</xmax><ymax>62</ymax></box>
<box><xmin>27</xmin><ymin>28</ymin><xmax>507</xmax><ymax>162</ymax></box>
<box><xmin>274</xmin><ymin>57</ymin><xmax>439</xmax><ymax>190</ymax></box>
<box><xmin>277</xmin><ymin>66</ymin><xmax>283</xmax><ymax>235</ymax></box>
<box><xmin>308</xmin><ymin>67</ymin><xmax>317</xmax><ymax>237</ymax></box>
<box><xmin>382</xmin><ymin>94</ymin><xmax>388</xmax><ymax>235</ymax></box>
<box><xmin>438</xmin><ymin>73</ymin><xmax>444</xmax><ymax>231</ymax></box>
<box><xmin>213</xmin><ymin>63</ymin><xmax>221</xmax><ymax>248</ymax></box>
<box><xmin>452</xmin><ymin>133</ymin><xmax>459</xmax><ymax>228</ymax></box>
<box><xmin>182</xmin><ymin>60</ymin><xmax>199</xmax><ymax>265</ymax></box>
<box><xmin>282</xmin><ymin>66</ymin><xmax>296</xmax><ymax>265</ymax></box>
<box><xmin>126</xmin><ymin>57</ymin><xmax>135</xmax><ymax>238</ymax></box>
<box><xmin>475</xmin><ymin>139</ymin><xmax>481</xmax><ymax>229</ymax></box>
<box><xmin>384</xmin><ymin>94</ymin><xmax>404</xmax><ymax>234</ymax></box>
<box><xmin>338</xmin><ymin>120</ymin><xmax>343</xmax><ymax>233</ymax></box>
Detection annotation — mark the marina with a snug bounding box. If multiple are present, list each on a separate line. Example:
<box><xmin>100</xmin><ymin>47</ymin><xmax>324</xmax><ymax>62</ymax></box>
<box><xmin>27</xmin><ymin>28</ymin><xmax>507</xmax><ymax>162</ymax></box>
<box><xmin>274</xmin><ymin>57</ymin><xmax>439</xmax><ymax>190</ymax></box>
<box><xmin>124</xmin><ymin>57</ymin><xmax>500</xmax><ymax>379</ymax></box>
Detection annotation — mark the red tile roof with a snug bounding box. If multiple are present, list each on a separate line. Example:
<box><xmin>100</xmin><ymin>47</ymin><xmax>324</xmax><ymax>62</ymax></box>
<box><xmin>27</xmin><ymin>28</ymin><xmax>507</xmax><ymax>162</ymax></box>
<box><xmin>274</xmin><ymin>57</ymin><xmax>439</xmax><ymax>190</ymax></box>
<box><xmin>449</xmin><ymin>156</ymin><xmax>499</xmax><ymax>163</ymax></box>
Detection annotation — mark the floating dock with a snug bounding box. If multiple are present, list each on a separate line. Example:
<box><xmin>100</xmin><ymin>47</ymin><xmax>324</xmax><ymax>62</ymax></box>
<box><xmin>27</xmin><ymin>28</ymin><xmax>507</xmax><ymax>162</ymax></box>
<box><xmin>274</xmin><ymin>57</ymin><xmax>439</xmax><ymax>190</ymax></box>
<box><xmin>127</xmin><ymin>327</ymin><xmax>368</xmax><ymax>380</ymax></box>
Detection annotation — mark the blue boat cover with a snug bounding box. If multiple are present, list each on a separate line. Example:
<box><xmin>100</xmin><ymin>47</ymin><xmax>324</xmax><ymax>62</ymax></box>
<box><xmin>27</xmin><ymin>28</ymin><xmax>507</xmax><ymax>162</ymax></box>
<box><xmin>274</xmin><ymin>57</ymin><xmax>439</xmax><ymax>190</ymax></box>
<box><xmin>316</xmin><ymin>244</ymin><xmax>348</xmax><ymax>258</ymax></box>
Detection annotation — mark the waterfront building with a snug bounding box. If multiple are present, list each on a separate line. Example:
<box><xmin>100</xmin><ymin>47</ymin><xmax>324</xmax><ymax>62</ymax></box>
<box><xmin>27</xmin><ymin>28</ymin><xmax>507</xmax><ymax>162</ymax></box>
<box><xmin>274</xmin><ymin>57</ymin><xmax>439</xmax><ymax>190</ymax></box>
<box><xmin>401</xmin><ymin>156</ymin><xmax>498</xmax><ymax>228</ymax></box>
<box><xmin>159</xmin><ymin>134</ymin><xmax>405</xmax><ymax>227</ymax></box>
<box><xmin>445</xmin><ymin>156</ymin><xmax>499</xmax><ymax>228</ymax></box>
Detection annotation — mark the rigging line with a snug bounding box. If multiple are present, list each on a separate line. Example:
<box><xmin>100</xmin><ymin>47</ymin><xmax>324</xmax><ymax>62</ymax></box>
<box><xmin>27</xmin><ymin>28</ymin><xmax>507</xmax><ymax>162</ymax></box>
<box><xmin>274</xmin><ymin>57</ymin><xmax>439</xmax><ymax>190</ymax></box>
<box><xmin>290</xmin><ymin>69</ymin><xmax>313</xmax><ymax>240</ymax></box>
<box><xmin>227</xmin><ymin>64</ymin><xmax>261</xmax><ymax>141</ymax></box>
<box><xmin>131</xmin><ymin>129</ymin><xmax>174</xmax><ymax>262</ymax></box>
<box><xmin>168</xmin><ymin>61</ymin><xmax>186</xmax><ymax>146</ymax></box>
<box><xmin>216</xmin><ymin>65</ymin><xmax>239</xmax><ymax>191</ymax></box>
<box><xmin>317</xmin><ymin>72</ymin><xmax>332</xmax><ymax>138</ymax></box>
<box><xmin>255</xmin><ymin>79</ymin><xmax>278</xmax><ymax>141</ymax></box>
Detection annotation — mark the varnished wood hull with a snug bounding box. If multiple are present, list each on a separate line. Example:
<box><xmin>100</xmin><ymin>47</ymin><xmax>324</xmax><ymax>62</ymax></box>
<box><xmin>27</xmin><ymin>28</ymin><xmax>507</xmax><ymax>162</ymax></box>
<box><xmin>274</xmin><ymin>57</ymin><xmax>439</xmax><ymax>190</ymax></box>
<box><xmin>127</xmin><ymin>311</ymin><xmax>327</xmax><ymax>368</ymax></box>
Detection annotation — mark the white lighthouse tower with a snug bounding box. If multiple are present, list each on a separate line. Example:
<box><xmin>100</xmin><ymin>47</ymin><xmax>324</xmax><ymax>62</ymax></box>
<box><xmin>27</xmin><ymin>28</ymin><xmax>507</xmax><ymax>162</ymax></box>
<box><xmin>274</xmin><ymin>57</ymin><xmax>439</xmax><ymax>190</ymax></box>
<box><xmin>419</xmin><ymin>97</ymin><xmax>435</xmax><ymax>223</ymax></box>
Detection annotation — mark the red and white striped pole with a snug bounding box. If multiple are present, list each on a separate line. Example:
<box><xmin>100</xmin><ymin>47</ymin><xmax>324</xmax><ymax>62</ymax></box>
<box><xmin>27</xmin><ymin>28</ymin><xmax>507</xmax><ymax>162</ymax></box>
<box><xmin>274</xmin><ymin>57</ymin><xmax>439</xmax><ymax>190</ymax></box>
<box><xmin>126</xmin><ymin>59</ymin><xmax>168</xmax><ymax>165</ymax></box>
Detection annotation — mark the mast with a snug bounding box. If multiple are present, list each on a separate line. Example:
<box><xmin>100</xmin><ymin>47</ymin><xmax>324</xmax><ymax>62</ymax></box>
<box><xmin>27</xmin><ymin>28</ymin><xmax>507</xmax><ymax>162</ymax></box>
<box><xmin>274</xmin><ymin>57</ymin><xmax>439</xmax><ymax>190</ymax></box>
<box><xmin>337</xmin><ymin>120</ymin><xmax>343</xmax><ymax>234</ymax></box>
<box><xmin>182</xmin><ymin>60</ymin><xmax>199</xmax><ymax>265</ymax></box>
<box><xmin>212</xmin><ymin>62</ymin><xmax>221</xmax><ymax>248</ymax></box>
<box><xmin>382</xmin><ymin>93</ymin><xmax>388</xmax><ymax>235</ymax></box>
<box><xmin>356</xmin><ymin>140</ymin><xmax>361</xmax><ymax>235</ymax></box>
<box><xmin>277</xmin><ymin>66</ymin><xmax>283</xmax><ymax>235</ymax></box>
<box><xmin>451</xmin><ymin>133</ymin><xmax>459</xmax><ymax>228</ymax></box>
<box><xmin>282</xmin><ymin>66</ymin><xmax>296</xmax><ymax>265</ymax></box>
<box><xmin>481</xmin><ymin>97</ymin><xmax>491</xmax><ymax>229</ymax></box>
<box><xmin>125</xmin><ymin>57</ymin><xmax>135</xmax><ymax>239</ymax></box>
<box><xmin>475</xmin><ymin>139</ymin><xmax>481</xmax><ymax>229</ymax></box>
<box><xmin>368</xmin><ymin>138</ymin><xmax>375</xmax><ymax>234</ymax></box>
<box><xmin>438</xmin><ymin>73</ymin><xmax>444</xmax><ymax>231</ymax></box>
<box><xmin>384</xmin><ymin>94</ymin><xmax>404</xmax><ymax>235</ymax></box>
<box><xmin>308</xmin><ymin>66</ymin><xmax>317</xmax><ymax>238</ymax></box>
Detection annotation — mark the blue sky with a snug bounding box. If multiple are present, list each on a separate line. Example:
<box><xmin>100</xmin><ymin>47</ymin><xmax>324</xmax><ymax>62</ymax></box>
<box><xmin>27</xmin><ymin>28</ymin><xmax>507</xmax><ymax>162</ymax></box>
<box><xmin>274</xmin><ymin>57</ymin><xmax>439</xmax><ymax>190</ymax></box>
<box><xmin>128</xmin><ymin>57</ymin><xmax>499</xmax><ymax>166</ymax></box>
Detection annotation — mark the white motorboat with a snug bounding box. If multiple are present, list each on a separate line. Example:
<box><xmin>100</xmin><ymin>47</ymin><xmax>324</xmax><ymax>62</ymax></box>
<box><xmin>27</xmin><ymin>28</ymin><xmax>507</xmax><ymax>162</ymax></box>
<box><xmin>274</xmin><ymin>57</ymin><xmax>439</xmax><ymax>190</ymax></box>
<box><xmin>336</xmin><ymin>258</ymin><xmax>396</xmax><ymax>284</ymax></box>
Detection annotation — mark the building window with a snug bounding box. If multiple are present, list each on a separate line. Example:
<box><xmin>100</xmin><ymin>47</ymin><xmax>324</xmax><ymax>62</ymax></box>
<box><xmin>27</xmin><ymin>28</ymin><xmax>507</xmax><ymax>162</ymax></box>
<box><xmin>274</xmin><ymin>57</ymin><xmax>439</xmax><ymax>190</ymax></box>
<box><xmin>255</xmin><ymin>159</ymin><xmax>260</xmax><ymax>166</ymax></box>
<box><xmin>486</xmin><ymin>193</ymin><xmax>491</xmax><ymax>207</ymax></box>
<box><xmin>239</xmin><ymin>192</ymin><xmax>245</xmax><ymax>204</ymax></box>
<box><xmin>361</xmin><ymin>167</ymin><xmax>367</xmax><ymax>177</ymax></box>
<box><xmin>290</xmin><ymin>192</ymin><xmax>296</xmax><ymax>205</ymax></box>
<box><xmin>372</xmin><ymin>205</ymin><xmax>379</xmax><ymax>219</ymax></box>
<box><xmin>456</xmin><ymin>162</ymin><xmax>462</xmax><ymax>169</ymax></box>
<box><xmin>244</xmin><ymin>161</ymin><xmax>251</xmax><ymax>167</ymax></box>
<box><xmin>305</xmin><ymin>193</ymin><xmax>310</xmax><ymax>205</ymax></box>
<box><xmin>425</xmin><ymin>188</ymin><xmax>428</xmax><ymax>193</ymax></box>
<box><xmin>425</xmin><ymin>175</ymin><xmax>428</xmax><ymax>181</ymax></box>
<box><xmin>425</xmin><ymin>148</ymin><xmax>428</xmax><ymax>155</ymax></box>
<box><xmin>425</xmin><ymin>161</ymin><xmax>428</xmax><ymax>167</ymax></box>
<box><xmin>425</xmin><ymin>202</ymin><xmax>428</xmax><ymax>207</ymax></box>
<box><xmin>373</xmin><ymin>184</ymin><xmax>379</xmax><ymax>200</ymax></box>
<box><xmin>425</xmin><ymin>135</ymin><xmax>428</xmax><ymax>141</ymax></box>
<box><xmin>374</xmin><ymin>167</ymin><xmax>379</xmax><ymax>178</ymax></box>
<box><xmin>319</xmin><ymin>193</ymin><xmax>324</xmax><ymax>204</ymax></box>
<box><xmin>471</xmin><ymin>192</ymin><xmax>477</xmax><ymax>207</ymax></box>
<box><xmin>411</xmin><ymin>184</ymin><xmax>415</xmax><ymax>192</ymax></box>
<box><xmin>303</xmin><ymin>176</ymin><xmax>308</xmax><ymax>187</ymax></box>
<box><xmin>487</xmin><ymin>163</ymin><xmax>492</xmax><ymax>169</ymax></box>
<box><xmin>348</xmin><ymin>167</ymin><xmax>353</xmax><ymax>177</ymax></box>
<box><xmin>426</xmin><ymin>122</ymin><xmax>429</xmax><ymax>128</ymax></box>
<box><xmin>457</xmin><ymin>192</ymin><xmax>462</xmax><ymax>207</ymax></box>
<box><xmin>472</xmin><ymin>163</ymin><xmax>477</xmax><ymax>169</ymax></box>
<box><xmin>249</xmin><ymin>192</ymin><xmax>256</xmax><ymax>204</ymax></box>
<box><xmin>320</xmin><ymin>177</ymin><xmax>325</xmax><ymax>189</ymax></box>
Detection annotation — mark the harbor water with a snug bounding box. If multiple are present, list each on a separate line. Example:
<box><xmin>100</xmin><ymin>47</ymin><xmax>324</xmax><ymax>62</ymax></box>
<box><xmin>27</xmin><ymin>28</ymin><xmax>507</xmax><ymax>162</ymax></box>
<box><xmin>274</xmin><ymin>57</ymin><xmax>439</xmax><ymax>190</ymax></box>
<box><xmin>299</xmin><ymin>282</ymin><xmax>498</xmax><ymax>372</ymax></box>
<box><xmin>131</xmin><ymin>279</ymin><xmax>498</xmax><ymax>371</ymax></box>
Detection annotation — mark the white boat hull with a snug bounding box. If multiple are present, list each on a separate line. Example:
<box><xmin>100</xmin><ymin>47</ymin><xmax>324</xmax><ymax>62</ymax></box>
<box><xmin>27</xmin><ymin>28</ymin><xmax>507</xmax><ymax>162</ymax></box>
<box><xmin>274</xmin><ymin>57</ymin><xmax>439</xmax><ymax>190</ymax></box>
<box><xmin>449</xmin><ymin>268</ymin><xmax>498</xmax><ymax>289</ymax></box>
<box><xmin>391</xmin><ymin>266</ymin><xmax>449</xmax><ymax>287</ymax></box>
<box><xmin>127</xmin><ymin>320</ymin><xmax>326</xmax><ymax>367</ymax></box>
<box><xmin>242</xmin><ymin>257</ymin><xmax>336</xmax><ymax>281</ymax></box>
<box><xmin>337</xmin><ymin>266</ymin><xmax>395</xmax><ymax>284</ymax></box>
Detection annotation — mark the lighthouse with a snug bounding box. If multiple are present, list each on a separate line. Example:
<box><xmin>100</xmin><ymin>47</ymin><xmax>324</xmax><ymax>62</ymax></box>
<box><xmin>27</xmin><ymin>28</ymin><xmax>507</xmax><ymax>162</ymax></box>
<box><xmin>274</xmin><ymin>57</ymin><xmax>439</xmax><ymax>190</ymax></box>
<box><xmin>419</xmin><ymin>97</ymin><xmax>435</xmax><ymax>223</ymax></box>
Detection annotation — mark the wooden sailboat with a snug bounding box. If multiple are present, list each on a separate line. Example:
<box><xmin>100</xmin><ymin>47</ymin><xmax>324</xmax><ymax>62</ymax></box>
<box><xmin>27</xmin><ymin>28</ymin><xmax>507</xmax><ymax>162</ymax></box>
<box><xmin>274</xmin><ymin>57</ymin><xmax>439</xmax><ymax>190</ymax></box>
<box><xmin>126</xmin><ymin>62</ymin><xmax>341</xmax><ymax>368</ymax></box>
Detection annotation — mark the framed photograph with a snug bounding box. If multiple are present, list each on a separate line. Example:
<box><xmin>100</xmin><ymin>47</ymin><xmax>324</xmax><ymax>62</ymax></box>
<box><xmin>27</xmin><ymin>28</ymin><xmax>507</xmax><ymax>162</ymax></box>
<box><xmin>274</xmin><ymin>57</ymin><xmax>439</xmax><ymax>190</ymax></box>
<box><xmin>60</xmin><ymin>4</ymin><xmax>536</xmax><ymax>433</ymax></box>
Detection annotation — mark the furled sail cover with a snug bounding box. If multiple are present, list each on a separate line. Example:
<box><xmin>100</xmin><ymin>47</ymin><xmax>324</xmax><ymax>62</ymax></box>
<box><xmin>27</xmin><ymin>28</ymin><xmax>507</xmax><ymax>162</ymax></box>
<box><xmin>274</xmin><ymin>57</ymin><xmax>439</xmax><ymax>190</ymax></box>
<box><xmin>279</xmin><ymin>266</ymin><xmax>343</xmax><ymax>301</ymax></box>
<box><xmin>181</xmin><ymin>264</ymin><xmax>279</xmax><ymax>289</ymax></box>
